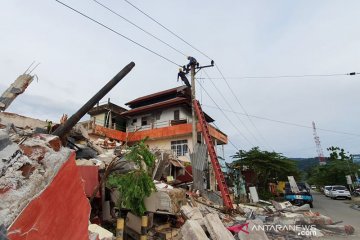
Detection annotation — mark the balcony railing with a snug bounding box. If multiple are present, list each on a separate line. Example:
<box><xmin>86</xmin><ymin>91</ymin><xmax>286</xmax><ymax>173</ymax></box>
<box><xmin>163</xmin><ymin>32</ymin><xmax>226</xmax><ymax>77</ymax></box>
<box><xmin>127</xmin><ymin>118</ymin><xmax>189</xmax><ymax>132</ymax></box>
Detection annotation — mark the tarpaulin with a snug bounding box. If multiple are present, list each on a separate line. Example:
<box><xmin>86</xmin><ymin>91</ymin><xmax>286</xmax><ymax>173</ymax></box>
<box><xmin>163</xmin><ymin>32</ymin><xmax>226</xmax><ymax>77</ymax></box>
<box><xmin>8</xmin><ymin>152</ymin><xmax>90</xmax><ymax>240</ymax></box>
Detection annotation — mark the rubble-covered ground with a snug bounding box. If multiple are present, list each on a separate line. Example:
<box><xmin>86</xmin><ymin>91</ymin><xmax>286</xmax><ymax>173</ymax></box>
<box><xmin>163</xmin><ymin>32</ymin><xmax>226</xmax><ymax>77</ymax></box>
<box><xmin>0</xmin><ymin>113</ymin><xmax>357</xmax><ymax>240</ymax></box>
<box><xmin>0</xmin><ymin>127</ymin><xmax>71</xmax><ymax>227</ymax></box>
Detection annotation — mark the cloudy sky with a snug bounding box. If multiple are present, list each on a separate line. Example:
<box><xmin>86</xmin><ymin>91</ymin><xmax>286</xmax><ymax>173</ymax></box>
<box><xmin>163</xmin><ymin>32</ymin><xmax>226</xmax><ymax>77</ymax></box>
<box><xmin>1</xmin><ymin>0</ymin><xmax>360</xmax><ymax>159</ymax></box>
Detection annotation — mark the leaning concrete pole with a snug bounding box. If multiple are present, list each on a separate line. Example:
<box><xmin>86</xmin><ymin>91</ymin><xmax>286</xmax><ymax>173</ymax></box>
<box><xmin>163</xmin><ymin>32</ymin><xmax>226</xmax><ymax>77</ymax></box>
<box><xmin>53</xmin><ymin>62</ymin><xmax>135</xmax><ymax>138</ymax></box>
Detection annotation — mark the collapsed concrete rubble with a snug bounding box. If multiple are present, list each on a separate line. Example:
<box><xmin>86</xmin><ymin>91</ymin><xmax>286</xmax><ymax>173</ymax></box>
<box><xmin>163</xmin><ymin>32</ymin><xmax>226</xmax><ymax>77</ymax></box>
<box><xmin>0</xmin><ymin>111</ymin><xmax>356</xmax><ymax>240</ymax></box>
<box><xmin>174</xmin><ymin>199</ymin><xmax>354</xmax><ymax>240</ymax></box>
<box><xmin>0</xmin><ymin>63</ymin><xmax>356</xmax><ymax>239</ymax></box>
<box><xmin>0</xmin><ymin>111</ymin><xmax>354</xmax><ymax>240</ymax></box>
<box><xmin>0</xmin><ymin>124</ymin><xmax>90</xmax><ymax>239</ymax></box>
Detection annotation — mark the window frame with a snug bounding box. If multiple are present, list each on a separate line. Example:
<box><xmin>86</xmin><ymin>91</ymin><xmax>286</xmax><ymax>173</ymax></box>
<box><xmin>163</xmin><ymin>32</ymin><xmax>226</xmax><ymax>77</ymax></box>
<box><xmin>171</xmin><ymin>140</ymin><xmax>188</xmax><ymax>156</ymax></box>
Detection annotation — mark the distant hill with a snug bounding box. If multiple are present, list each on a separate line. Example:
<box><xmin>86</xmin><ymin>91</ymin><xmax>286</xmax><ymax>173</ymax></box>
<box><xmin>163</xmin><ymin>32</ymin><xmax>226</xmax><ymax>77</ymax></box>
<box><xmin>290</xmin><ymin>158</ymin><xmax>319</xmax><ymax>171</ymax></box>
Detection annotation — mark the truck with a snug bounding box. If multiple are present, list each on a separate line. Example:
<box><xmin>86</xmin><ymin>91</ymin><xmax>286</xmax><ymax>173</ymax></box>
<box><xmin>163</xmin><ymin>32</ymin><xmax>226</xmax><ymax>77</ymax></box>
<box><xmin>284</xmin><ymin>182</ymin><xmax>313</xmax><ymax>208</ymax></box>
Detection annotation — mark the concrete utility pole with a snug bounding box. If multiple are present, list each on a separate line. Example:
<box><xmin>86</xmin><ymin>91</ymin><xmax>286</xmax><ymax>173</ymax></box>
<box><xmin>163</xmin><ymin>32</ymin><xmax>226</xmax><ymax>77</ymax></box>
<box><xmin>191</xmin><ymin>64</ymin><xmax>197</xmax><ymax>150</ymax></box>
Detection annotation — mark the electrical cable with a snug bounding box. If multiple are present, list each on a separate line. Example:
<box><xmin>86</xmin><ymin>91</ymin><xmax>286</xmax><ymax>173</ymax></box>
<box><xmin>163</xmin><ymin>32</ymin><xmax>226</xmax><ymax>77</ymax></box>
<box><xmin>123</xmin><ymin>0</ymin><xmax>212</xmax><ymax>60</ymax></box>
<box><xmin>198</xmin><ymin>72</ymin><xmax>360</xmax><ymax>80</ymax></box>
<box><xmin>91</xmin><ymin>0</ymin><xmax>187</xmax><ymax>57</ymax></box>
<box><xmin>202</xmin><ymin>104</ymin><xmax>360</xmax><ymax>137</ymax></box>
<box><xmin>202</xmin><ymin>70</ymin><xmax>268</xmax><ymax>149</ymax></box>
<box><xmin>195</xmin><ymin>79</ymin><xmax>256</xmax><ymax>148</ymax></box>
<box><xmin>55</xmin><ymin>0</ymin><xmax>182</xmax><ymax>67</ymax></box>
<box><xmin>122</xmin><ymin>0</ymin><xmax>272</xmax><ymax>150</ymax></box>
<box><xmin>210</xmin><ymin>122</ymin><xmax>240</xmax><ymax>152</ymax></box>
<box><xmin>214</xmin><ymin>64</ymin><xmax>274</xmax><ymax>150</ymax></box>
<box><xmin>112</xmin><ymin>1</ymin><xmax>360</xmax><ymax>144</ymax></box>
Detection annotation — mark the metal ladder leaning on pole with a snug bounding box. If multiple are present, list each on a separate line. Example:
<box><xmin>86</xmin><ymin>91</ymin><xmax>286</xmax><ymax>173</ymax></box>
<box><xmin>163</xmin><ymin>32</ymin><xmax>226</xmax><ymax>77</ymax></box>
<box><xmin>193</xmin><ymin>99</ymin><xmax>233</xmax><ymax>210</ymax></box>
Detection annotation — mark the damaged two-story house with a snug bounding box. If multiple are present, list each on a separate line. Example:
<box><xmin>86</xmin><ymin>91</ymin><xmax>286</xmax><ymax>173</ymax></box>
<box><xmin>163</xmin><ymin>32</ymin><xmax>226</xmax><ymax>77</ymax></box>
<box><xmin>89</xmin><ymin>86</ymin><xmax>228</xmax><ymax>186</ymax></box>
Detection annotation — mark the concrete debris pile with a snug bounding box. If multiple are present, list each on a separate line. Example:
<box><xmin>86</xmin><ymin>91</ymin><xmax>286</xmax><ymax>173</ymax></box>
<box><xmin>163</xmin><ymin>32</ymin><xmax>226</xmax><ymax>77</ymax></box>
<box><xmin>123</xmin><ymin>184</ymin><xmax>356</xmax><ymax>240</ymax></box>
<box><xmin>0</xmin><ymin>127</ymin><xmax>71</xmax><ymax>227</ymax></box>
<box><xmin>0</xmin><ymin>114</ymin><xmax>91</xmax><ymax>240</ymax></box>
<box><xmin>145</xmin><ymin>181</ymin><xmax>187</xmax><ymax>214</ymax></box>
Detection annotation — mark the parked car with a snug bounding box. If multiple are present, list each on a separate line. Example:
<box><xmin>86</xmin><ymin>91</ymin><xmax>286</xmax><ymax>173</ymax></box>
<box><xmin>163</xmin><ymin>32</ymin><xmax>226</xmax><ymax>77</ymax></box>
<box><xmin>284</xmin><ymin>182</ymin><xmax>313</xmax><ymax>208</ymax></box>
<box><xmin>311</xmin><ymin>185</ymin><xmax>316</xmax><ymax>190</ymax></box>
<box><xmin>329</xmin><ymin>185</ymin><xmax>351</xmax><ymax>200</ymax></box>
<box><xmin>324</xmin><ymin>186</ymin><xmax>333</xmax><ymax>197</ymax></box>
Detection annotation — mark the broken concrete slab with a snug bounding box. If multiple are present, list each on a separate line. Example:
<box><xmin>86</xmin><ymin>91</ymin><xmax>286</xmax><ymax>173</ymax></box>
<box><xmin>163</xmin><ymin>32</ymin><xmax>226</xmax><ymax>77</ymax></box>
<box><xmin>88</xmin><ymin>224</ymin><xmax>113</xmax><ymax>240</ymax></box>
<box><xmin>181</xmin><ymin>205</ymin><xmax>203</xmax><ymax>220</ymax></box>
<box><xmin>271</xmin><ymin>200</ymin><xmax>292</xmax><ymax>211</ymax></box>
<box><xmin>249</xmin><ymin>186</ymin><xmax>259</xmax><ymax>203</ymax></box>
<box><xmin>145</xmin><ymin>187</ymin><xmax>186</xmax><ymax>214</ymax></box>
<box><xmin>0</xmin><ymin>133</ymin><xmax>72</xmax><ymax>227</ymax></box>
<box><xmin>238</xmin><ymin>204</ymin><xmax>266</xmax><ymax>215</ymax></box>
<box><xmin>302</xmin><ymin>212</ymin><xmax>333</xmax><ymax>225</ymax></box>
<box><xmin>0</xmin><ymin>112</ymin><xmax>46</xmax><ymax>130</ymax></box>
<box><xmin>238</xmin><ymin>219</ymin><xmax>269</xmax><ymax>240</ymax></box>
<box><xmin>318</xmin><ymin>224</ymin><xmax>355</xmax><ymax>235</ymax></box>
<box><xmin>180</xmin><ymin>220</ymin><xmax>209</xmax><ymax>240</ymax></box>
<box><xmin>286</xmin><ymin>204</ymin><xmax>311</xmax><ymax>213</ymax></box>
<box><xmin>0</xmin><ymin>74</ymin><xmax>34</xmax><ymax>111</ymax></box>
<box><xmin>204</xmin><ymin>213</ymin><xmax>235</xmax><ymax>240</ymax></box>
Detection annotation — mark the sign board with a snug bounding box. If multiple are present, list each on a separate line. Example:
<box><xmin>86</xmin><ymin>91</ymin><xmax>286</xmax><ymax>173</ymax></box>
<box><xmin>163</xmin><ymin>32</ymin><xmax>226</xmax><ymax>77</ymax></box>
<box><xmin>346</xmin><ymin>175</ymin><xmax>352</xmax><ymax>185</ymax></box>
<box><xmin>249</xmin><ymin>186</ymin><xmax>259</xmax><ymax>203</ymax></box>
<box><xmin>352</xmin><ymin>154</ymin><xmax>360</xmax><ymax>163</ymax></box>
<box><xmin>288</xmin><ymin>176</ymin><xmax>300</xmax><ymax>193</ymax></box>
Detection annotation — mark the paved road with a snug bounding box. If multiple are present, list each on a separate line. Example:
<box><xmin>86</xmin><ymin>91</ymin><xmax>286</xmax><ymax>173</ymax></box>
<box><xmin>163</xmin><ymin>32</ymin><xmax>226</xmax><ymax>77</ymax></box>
<box><xmin>311</xmin><ymin>191</ymin><xmax>360</xmax><ymax>239</ymax></box>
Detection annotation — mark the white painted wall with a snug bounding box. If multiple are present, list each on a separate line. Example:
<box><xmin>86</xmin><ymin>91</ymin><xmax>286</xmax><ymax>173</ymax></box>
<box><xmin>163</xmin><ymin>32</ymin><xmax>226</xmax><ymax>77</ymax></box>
<box><xmin>126</xmin><ymin>106</ymin><xmax>191</xmax><ymax>131</ymax></box>
<box><xmin>92</xmin><ymin>113</ymin><xmax>106</xmax><ymax>126</ymax></box>
<box><xmin>146</xmin><ymin>135</ymin><xmax>193</xmax><ymax>162</ymax></box>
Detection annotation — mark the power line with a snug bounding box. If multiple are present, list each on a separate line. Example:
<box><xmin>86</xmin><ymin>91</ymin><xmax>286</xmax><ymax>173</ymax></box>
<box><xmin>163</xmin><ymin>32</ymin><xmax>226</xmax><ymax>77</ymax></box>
<box><xmin>214</xmin><ymin>64</ymin><xmax>273</xmax><ymax>150</ymax></box>
<box><xmin>123</xmin><ymin>0</ymin><xmax>212</xmax><ymax>60</ymax></box>
<box><xmin>198</xmin><ymin>72</ymin><xmax>360</xmax><ymax>80</ymax></box>
<box><xmin>91</xmin><ymin>0</ymin><xmax>187</xmax><ymax>57</ymax></box>
<box><xmin>195</xmin><ymin>79</ymin><xmax>256</xmax><ymax>148</ymax></box>
<box><xmin>122</xmin><ymin>1</ymin><xmax>268</xmax><ymax>150</ymax></box>
<box><xmin>202</xmin><ymin>104</ymin><xmax>360</xmax><ymax>137</ymax></box>
<box><xmin>202</xmin><ymin>70</ymin><xmax>267</xmax><ymax>149</ymax></box>
<box><xmin>210</xmin><ymin>122</ymin><xmax>240</xmax><ymax>152</ymax></box>
<box><xmin>55</xmin><ymin>0</ymin><xmax>182</xmax><ymax>67</ymax></box>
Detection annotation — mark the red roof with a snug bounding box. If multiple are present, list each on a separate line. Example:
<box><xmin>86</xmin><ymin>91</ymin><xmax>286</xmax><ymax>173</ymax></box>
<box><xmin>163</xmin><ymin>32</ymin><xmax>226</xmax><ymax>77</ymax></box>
<box><xmin>121</xmin><ymin>97</ymin><xmax>189</xmax><ymax>116</ymax></box>
<box><xmin>125</xmin><ymin>86</ymin><xmax>188</xmax><ymax>106</ymax></box>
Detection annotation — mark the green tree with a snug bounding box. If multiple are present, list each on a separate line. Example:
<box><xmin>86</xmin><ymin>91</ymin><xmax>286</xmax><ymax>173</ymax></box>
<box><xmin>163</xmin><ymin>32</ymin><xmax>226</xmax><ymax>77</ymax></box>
<box><xmin>107</xmin><ymin>139</ymin><xmax>156</xmax><ymax>216</ymax></box>
<box><xmin>307</xmin><ymin>146</ymin><xmax>359</xmax><ymax>186</ymax></box>
<box><xmin>231</xmin><ymin>147</ymin><xmax>301</xmax><ymax>198</ymax></box>
<box><xmin>327</xmin><ymin>146</ymin><xmax>353</xmax><ymax>161</ymax></box>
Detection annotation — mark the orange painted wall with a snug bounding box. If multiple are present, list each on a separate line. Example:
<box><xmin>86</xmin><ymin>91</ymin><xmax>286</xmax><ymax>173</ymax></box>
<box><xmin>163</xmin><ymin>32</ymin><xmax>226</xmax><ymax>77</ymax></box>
<box><xmin>94</xmin><ymin>123</ymin><xmax>228</xmax><ymax>144</ymax></box>
<box><xmin>94</xmin><ymin>125</ymin><xmax>127</xmax><ymax>141</ymax></box>
<box><xmin>8</xmin><ymin>152</ymin><xmax>90</xmax><ymax>240</ymax></box>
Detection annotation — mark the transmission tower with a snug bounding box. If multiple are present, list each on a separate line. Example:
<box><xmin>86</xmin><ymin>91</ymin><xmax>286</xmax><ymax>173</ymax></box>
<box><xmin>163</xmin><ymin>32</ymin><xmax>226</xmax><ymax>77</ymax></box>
<box><xmin>312</xmin><ymin>121</ymin><xmax>326</xmax><ymax>165</ymax></box>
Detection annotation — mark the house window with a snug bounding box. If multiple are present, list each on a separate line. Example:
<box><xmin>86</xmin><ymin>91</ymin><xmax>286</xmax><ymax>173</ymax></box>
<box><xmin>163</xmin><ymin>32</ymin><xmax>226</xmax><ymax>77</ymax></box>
<box><xmin>174</xmin><ymin>110</ymin><xmax>180</xmax><ymax>121</ymax></box>
<box><xmin>141</xmin><ymin>117</ymin><xmax>148</xmax><ymax>126</ymax></box>
<box><xmin>155</xmin><ymin>112</ymin><xmax>161</xmax><ymax>120</ymax></box>
<box><xmin>171</xmin><ymin>140</ymin><xmax>188</xmax><ymax>156</ymax></box>
<box><xmin>131</xmin><ymin>118</ymin><xmax>137</xmax><ymax>125</ymax></box>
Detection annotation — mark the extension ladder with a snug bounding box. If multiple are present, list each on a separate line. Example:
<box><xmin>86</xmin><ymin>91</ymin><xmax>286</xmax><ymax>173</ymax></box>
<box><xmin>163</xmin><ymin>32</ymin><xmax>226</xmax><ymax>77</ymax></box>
<box><xmin>193</xmin><ymin>99</ymin><xmax>233</xmax><ymax>209</ymax></box>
